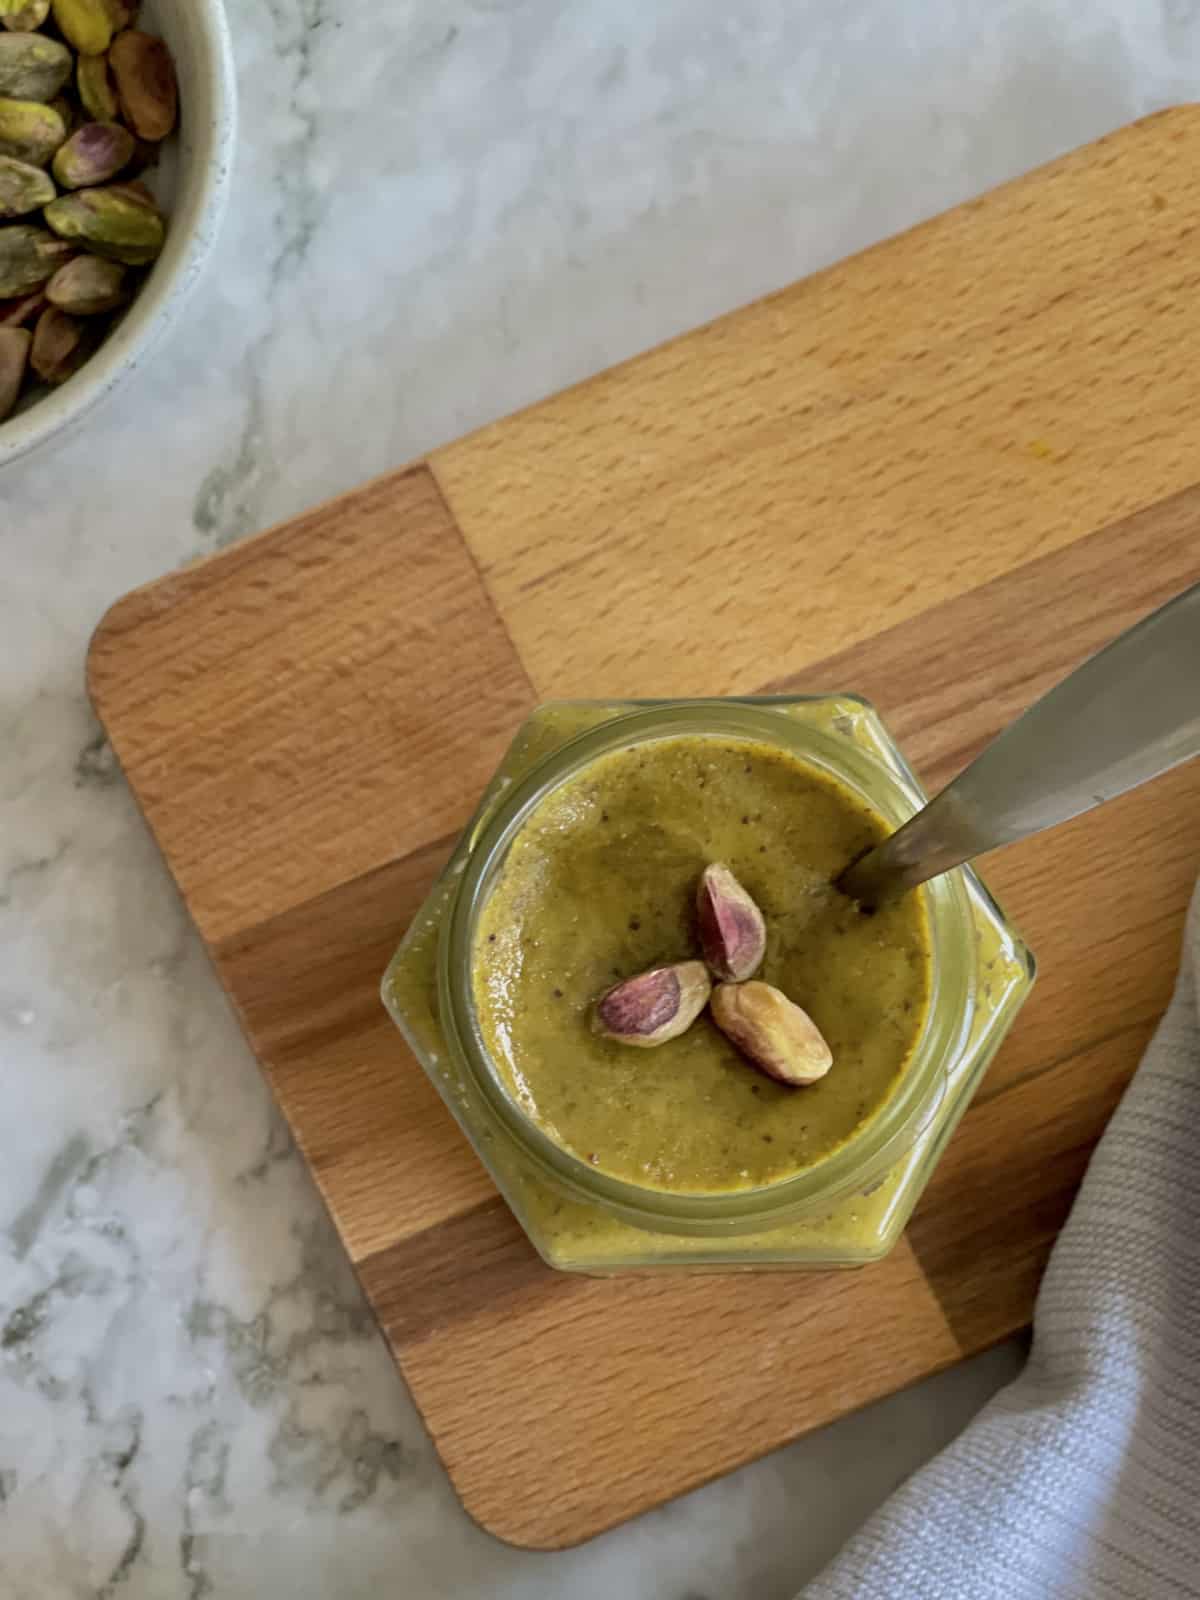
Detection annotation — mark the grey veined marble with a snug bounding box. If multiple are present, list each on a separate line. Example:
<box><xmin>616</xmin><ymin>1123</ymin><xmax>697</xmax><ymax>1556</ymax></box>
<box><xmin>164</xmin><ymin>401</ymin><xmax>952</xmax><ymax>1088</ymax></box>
<box><xmin>2</xmin><ymin>2</ymin><xmax>1196</xmax><ymax>1595</ymax></box>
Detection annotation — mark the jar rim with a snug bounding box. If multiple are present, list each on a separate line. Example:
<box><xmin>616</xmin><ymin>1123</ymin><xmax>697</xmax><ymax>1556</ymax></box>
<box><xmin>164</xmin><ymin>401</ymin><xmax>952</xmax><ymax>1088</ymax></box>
<box><xmin>438</xmin><ymin>698</ymin><xmax>977</xmax><ymax>1234</ymax></box>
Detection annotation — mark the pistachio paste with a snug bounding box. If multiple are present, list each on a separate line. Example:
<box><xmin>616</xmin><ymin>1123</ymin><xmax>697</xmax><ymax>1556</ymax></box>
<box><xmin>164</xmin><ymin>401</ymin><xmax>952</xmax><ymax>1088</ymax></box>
<box><xmin>472</xmin><ymin>733</ymin><xmax>932</xmax><ymax>1193</ymax></box>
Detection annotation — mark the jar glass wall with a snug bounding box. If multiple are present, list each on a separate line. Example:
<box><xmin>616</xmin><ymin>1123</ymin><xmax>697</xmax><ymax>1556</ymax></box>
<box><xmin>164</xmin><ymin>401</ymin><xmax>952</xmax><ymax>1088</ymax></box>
<box><xmin>382</xmin><ymin>697</ymin><xmax>1034</xmax><ymax>1272</ymax></box>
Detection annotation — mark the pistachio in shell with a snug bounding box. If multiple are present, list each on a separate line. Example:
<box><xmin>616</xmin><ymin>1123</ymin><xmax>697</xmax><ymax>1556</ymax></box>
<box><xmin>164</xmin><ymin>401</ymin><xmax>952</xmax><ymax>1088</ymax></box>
<box><xmin>0</xmin><ymin>33</ymin><xmax>73</xmax><ymax>101</ymax></box>
<box><xmin>0</xmin><ymin>323</ymin><xmax>30</xmax><ymax>419</ymax></box>
<box><xmin>30</xmin><ymin>301</ymin><xmax>90</xmax><ymax>382</ymax></box>
<box><xmin>0</xmin><ymin>150</ymin><xmax>54</xmax><ymax>215</ymax></box>
<box><xmin>45</xmin><ymin>251</ymin><xmax>124</xmax><ymax>313</ymax></box>
<box><xmin>44</xmin><ymin>181</ymin><xmax>164</xmax><ymax>264</ymax></box>
<box><xmin>0</xmin><ymin>95</ymin><xmax>66</xmax><ymax>164</ymax></box>
<box><xmin>52</xmin><ymin>118</ymin><xmax>132</xmax><ymax>187</ymax></box>
<box><xmin>0</xmin><ymin>222</ymin><xmax>73</xmax><ymax>295</ymax></box>
<box><xmin>50</xmin><ymin>0</ymin><xmax>112</xmax><ymax>56</ymax></box>
<box><xmin>76</xmin><ymin>52</ymin><xmax>117</xmax><ymax>121</ymax></box>
<box><xmin>0</xmin><ymin>287</ymin><xmax>45</xmax><ymax>325</ymax></box>
<box><xmin>2</xmin><ymin>0</ymin><xmax>51</xmax><ymax>30</ymax></box>
<box><xmin>109</xmin><ymin>29</ymin><xmax>175</xmax><ymax>141</ymax></box>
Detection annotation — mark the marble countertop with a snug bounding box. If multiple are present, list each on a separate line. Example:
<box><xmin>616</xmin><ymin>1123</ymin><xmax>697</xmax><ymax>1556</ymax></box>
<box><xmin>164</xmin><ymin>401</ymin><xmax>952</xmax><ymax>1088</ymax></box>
<box><xmin>2</xmin><ymin>2</ymin><xmax>1194</xmax><ymax>1595</ymax></box>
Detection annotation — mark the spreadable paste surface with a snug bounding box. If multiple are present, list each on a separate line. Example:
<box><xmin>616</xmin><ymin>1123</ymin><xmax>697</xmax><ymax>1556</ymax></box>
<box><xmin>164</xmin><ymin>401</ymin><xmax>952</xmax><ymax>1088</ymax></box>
<box><xmin>472</xmin><ymin>735</ymin><xmax>932</xmax><ymax>1193</ymax></box>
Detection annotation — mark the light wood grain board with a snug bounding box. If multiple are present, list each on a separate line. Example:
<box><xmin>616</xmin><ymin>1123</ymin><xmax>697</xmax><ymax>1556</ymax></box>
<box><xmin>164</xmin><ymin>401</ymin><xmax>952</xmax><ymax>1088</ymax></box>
<box><xmin>88</xmin><ymin>110</ymin><xmax>1200</xmax><ymax>1549</ymax></box>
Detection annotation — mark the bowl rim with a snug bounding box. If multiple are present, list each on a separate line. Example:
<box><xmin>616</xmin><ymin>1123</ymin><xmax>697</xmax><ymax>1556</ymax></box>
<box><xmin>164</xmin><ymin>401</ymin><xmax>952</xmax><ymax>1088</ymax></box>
<box><xmin>0</xmin><ymin>0</ymin><xmax>237</xmax><ymax>470</ymax></box>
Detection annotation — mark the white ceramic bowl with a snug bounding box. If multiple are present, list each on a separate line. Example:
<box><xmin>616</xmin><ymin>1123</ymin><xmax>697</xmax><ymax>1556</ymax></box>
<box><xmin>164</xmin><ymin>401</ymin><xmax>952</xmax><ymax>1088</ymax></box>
<box><xmin>0</xmin><ymin>0</ymin><xmax>236</xmax><ymax>468</ymax></box>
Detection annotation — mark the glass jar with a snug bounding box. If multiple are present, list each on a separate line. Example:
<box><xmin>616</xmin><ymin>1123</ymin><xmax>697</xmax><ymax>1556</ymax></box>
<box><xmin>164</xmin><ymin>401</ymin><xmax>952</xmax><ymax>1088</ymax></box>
<box><xmin>382</xmin><ymin>697</ymin><xmax>1034</xmax><ymax>1272</ymax></box>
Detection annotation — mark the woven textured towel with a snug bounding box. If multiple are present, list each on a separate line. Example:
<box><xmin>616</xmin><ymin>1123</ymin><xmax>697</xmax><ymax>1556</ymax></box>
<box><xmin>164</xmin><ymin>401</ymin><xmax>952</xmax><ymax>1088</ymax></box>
<box><xmin>804</xmin><ymin>883</ymin><xmax>1200</xmax><ymax>1600</ymax></box>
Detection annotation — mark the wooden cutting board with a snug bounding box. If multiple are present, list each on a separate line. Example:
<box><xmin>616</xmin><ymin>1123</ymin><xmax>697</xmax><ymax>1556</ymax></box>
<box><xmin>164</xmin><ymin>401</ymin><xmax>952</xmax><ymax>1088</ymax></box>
<box><xmin>88</xmin><ymin>110</ymin><xmax>1200</xmax><ymax>1550</ymax></box>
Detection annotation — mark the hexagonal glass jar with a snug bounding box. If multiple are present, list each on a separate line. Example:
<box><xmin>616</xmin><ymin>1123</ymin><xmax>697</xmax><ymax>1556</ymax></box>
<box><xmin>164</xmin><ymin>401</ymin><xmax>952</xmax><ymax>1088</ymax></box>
<box><xmin>381</xmin><ymin>697</ymin><xmax>1034</xmax><ymax>1273</ymax></box>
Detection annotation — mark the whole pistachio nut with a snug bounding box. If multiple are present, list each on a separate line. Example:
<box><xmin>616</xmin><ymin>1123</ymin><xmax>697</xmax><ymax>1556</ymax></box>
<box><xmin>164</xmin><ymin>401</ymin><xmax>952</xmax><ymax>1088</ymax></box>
<box><xmin>696</xmin><ymin>862</ymin><xmax>767</xmax><ymax>982</ymax></box>
<box><xmin>0</xmin><ymin>33</ymin><xmax>73</xmax><ymax>101</ymax></box>
<box><xmin>0</xmin><ymin>222</ymin><xmax>72</xmax><ymax>294</ymax></box>
<box><xmin>45</xmin><ymin>250</ymin><xmax>123</xmax><ymax>312</ymax></box>
<box><xmin>0</xmin><ymin>287</ymin><xmax>45</xmax><ymax>324</ymax></box>
<box><xmin>51</xmin><ymin>0</ymin><xmax>112</xmax><ymax>56</ymax></box>
<box><xmin>0</xmin><ymin>95</ymin><xmax>66</xmax><ymax>164</ymax></box>
<box><xmin>30</xmin><ymin>301</ymin><xmax>89</xmax><ymax>382</ymax></box>
<box><xmin>0</xmin><ymin>151</ymin><xmax>54</xmax><ymax>215</ymax></box>
<box><xmin>52</xmin><ymin>119</ymin><xmax>132</xmax><ymax>187</ymax></box>
<box><xmin>710</xmin><ymin>981</ymin><xmax>833</xmax><ymax>1086</ymax></box>
<box><xmin>109</xmin><ymin>30</ymin><xmax>175</xmax><ymax>141</ymax></box>
<box><xmin>594</xmin><ymin>960</ymin><xmax>712</xmax><ymax>1048</ymax></box>
<box><xmin>76</xmin><ymin>52</ymin><xmax>117</xmax><ymax>121</ymax></box>
<box><xmin>44</xmin><ymin>181</ymin><xmax>164</xmax><ymax>263</ymax></box>
<box><xmin>0</xmin><ymin>321</ymin><xmax>30</xmax><ymax>416</ymax></box>
<box><xmin>2</xmin><ymin>0</ymin><xmax>51</xmax><ymax>30</ymax></box>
